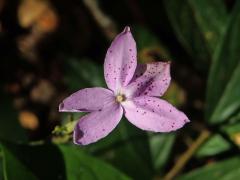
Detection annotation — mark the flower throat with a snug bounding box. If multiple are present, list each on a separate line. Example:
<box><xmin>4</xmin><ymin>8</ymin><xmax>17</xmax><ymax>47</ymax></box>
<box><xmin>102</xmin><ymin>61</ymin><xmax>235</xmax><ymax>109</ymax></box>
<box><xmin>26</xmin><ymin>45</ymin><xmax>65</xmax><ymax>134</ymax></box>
<box><xmin>116</xmin><ymin>94</ymin><xmax>126</xmax><ymax>103</ymax></box>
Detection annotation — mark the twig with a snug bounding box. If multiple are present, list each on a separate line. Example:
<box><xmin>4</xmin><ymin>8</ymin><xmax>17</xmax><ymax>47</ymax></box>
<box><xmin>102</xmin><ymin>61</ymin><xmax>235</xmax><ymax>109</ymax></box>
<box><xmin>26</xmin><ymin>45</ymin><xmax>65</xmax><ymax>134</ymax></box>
<box><xmin>83</xmin><ymin>0</ymin><xmax>117</xmax><ymax>40</ymax></box>
<box><xmin>163</xmin><ymin>129</ymin><xmax>211</xmax><ymax>180</ymax></box>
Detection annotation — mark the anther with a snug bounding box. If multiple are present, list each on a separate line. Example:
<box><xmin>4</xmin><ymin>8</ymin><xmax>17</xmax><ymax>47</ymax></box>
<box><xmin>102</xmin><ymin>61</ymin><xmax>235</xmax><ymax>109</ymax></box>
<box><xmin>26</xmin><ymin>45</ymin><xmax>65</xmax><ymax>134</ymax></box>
<box><xmin>116</xmin><ymin>94</ymin><xmax>126</xmax><ymax>103</ymax></box>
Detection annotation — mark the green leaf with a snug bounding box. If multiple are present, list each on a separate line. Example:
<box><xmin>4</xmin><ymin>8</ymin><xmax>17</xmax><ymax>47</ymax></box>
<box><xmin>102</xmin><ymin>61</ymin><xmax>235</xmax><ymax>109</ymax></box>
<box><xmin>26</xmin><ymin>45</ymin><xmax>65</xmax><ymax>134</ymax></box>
<box><xmin>149</xmin><ymin>133</ymin><xmax>175</xmax><ymax>172</ymax></box>
<box><xmin>85</xmin><ymin>119</ymin><xmax>153</xmax><ymax>179</ymax></box>
<box><xmin>195</xmin><ymin>134</ymin><xmax>231</xmax><ymax>158</ymax></box>
<box><xmin>178</xmin><ymin>157</ymin><xmax>240</xmax><ymax>180</ymax></box>
<box><xmin>164</xmin><ymin>0</ymin><xmax>227</xmax><ymax>66</ymax></box>
<box><xmin>58</xmin><ymin>144</ymin><xmax>131</xmax><ymax>180</ymax></box>
<box><xmin>0</xmin><ymin>142</ymin><xmax>131</xmax><ymax>180</ymax></box>
<box><xmin>0</xmin><ymin>143</ymin><xmax>37</xmax><ymax>180</ymax></box>
<box><xmin>0</xmin><ymin>89</ymin><xmax>27</xmax><ymax>143</ymax></box>
<box><xmin>206</xmin><ymin>1</ymin><xmax>240</xmax><ymax>123</ymax></box>
<box><xmin>64</xmin><ymin>58</ymin><xmax>105</xmax><ymax>91</ymax></box>
<box><xmin>197</xmin><ymin>122</ymin><xmax>240</xmax><ymax>151</ymax></box>
<box><xmin>222</xmin><ymin>123</ymin><xmax>240</xmax><ymax>136</ymax></box>
<box><xmin>229</xmin><ymin>111</ymin><xmax>240</xmax><ymax>123</ymax></box>
<box><xmin>220</xmin><ymin>122</ymin><xmax>240</xmax><ymax>147</ymax></box>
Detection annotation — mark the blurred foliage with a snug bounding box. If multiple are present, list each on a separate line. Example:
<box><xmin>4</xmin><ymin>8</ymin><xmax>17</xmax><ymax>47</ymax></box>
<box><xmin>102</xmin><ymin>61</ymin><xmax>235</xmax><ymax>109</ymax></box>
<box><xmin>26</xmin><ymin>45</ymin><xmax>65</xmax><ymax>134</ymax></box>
<box><xmin>0</xmin><ymin>142</ymin><xmax>130</xmax><ymax>180</ymax></box>
<box><xmin>164</xmin><ymin>0</ymin><xmax>228</xmax><ymax>70</ymax></box>
<box><xmin>206</xmin><ymin>0</ymin><xmax>240</xmax><ymax>124</ymax></box>
<box><xmin>195</xmin><ymin>134</ymin><xmax>231</xmax><ymax>158</ymax></box>
<box><xmin>179</xmin><ymin>157</ymin><xmax>240</xmax><ymax>180</ymax></box>
<box><xmin>64</xmin><ymin>58</ymin><xmax>105</xmax><ymax>91</ymax></box>
<box><xmin>1</xmin><ymin>0</ymin><xmax>240</xmax><ymax>179</ymax></box>
<box><xmin>133</xmin><ymin>26</ymin><xmax>171</xmax><ymax>63</ymax></box>
<box><xmin>149</xmin><ymin>133</ymin><xmax>175</xmax><ymax>172</ymax></box>
<box><xmin>0</xmin><ymin>147</ymin><xmax>3</xmax><ymax>180</ymax></box>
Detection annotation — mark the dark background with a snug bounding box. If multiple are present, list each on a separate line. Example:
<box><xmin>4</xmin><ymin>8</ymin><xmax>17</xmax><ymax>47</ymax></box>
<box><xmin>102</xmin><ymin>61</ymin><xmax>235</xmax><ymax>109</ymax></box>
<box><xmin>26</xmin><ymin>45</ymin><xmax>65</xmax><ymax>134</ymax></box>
<box><xmin>0</xmin><ymin>0</ymin><xmax>240</xmax><ymax>179</ymax></box>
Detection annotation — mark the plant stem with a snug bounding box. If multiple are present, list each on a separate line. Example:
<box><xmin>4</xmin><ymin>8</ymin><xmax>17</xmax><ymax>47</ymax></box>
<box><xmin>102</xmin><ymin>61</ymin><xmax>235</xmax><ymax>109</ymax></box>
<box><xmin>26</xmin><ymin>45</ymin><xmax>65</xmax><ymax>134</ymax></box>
<box><xmin>163</xmin><ymin>129</ymin><xmax>211</xmax><ymax>180</ymax></box>
<box><xmin>83</xmin><ymin>0</ymin><xmax>117</xmax><ymax>40</ymax></box>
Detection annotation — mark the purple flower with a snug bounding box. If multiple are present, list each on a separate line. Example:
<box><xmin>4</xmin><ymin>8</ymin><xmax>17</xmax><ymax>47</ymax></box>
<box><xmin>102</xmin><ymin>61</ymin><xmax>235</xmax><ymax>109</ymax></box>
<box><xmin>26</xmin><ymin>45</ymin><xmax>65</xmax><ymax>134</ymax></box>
<box><xmin>59</xmin><ymin>26</ymin><xmax>189</xmax><ymax>145</ymax></box>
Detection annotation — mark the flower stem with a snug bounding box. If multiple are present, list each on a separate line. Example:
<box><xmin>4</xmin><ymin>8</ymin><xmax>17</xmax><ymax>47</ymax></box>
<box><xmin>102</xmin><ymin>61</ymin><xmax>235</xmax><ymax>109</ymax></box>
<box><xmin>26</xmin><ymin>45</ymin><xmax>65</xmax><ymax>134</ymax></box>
<box><xmin>163</xmin><ymin>129</ymin><xmax>211</xmax><ymax>180</ymax></box>
<box><xmin>83</xmin><ymin>0</ymin><xmax>117</xmax><ymax>40</ymax></box>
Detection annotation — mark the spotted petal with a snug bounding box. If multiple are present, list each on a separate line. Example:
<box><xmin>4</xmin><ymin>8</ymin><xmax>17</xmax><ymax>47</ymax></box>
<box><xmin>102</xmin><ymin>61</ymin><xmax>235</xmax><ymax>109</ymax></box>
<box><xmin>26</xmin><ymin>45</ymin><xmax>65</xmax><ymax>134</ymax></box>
<box><xmin>74</xmin><ymin>103</ymin><xmax>123</xmax><ymax>145</ymax></box>
<box><xmin>122</xmin><ymin>96</ymin><xmax>189</xmax><ymax>132</ymax></box>
<box><xmin>125</xmin><ymin>62</ymin><xmax>171</xmax><ymax>97</ymax></box>
<box><xmin>104</xmin><ymin>26</ymin><xmax>137</xmax><ymax>92</ymax></box>
<box><xmin>59</xmin><ymin>87</ymin><xmax>114</xmax><ymax>112</ymax></box>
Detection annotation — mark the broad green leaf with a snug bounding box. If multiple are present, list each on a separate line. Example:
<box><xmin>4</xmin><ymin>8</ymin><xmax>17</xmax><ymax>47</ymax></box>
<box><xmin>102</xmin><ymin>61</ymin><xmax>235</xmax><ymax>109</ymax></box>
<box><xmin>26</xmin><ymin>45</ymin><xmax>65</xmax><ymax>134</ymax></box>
<box><xmin>220</xmin><ymin>122</ymin><xmax>240</xmax><ymax>147</ymax></box>
<box><xmin>178</xmin><ymin>157</ymin><xmax>240</xmax><ymax>180</ymax></box>
<box><xmin>206</xmin><ymin>1</ymin><xmax>240</xmax><ymax>123</ymax></box>
<box><xmin>196</xmin><ymin>122</ymin><xmax>240</xmax><ymax>152</ymax></box>
<box><xmin>0</xmin><ymin>142</ymin><xmax>130</xmax><ymax>180</ymax></box>
<box><xmin>149</xmin><ymin>133</ymin><xmax>175</xmax><ymax>172</ymax></box>
<box><xmin>64</xmin><ymin>58</ymin><xmax>105</xmax><ymax>91</ymax></box>
<box><xmin>0</xmin><ymin>89</ymin><xmax>27</xmax><ymax>143</ymax></box>
<box><xmin>195</xmin><ymin>134</ymin><xmax>231</xmax><ymax>158</ymax></box>
<box><xmin>58</xmin><ymin>144</ymin><xmax>131</xmax><ymax>180</ymax></box>
<box><xmin>85</xmin><ymin>119</ymin><xmax>153</xmax><ymax>179</ymax></box>
<box><xmin>222</xmin><ymin>123</ymin><xmax>240</xmax><ymax>136</ymax></box>
<box><xmin>164</xmin><ymin>0</ymin><xmax>227</xmax><ymax>66</ymax></box>
<box><xmin>229</xmin><ymin>111</ymin><xmax>240</xmax><ymax>123</ymax></box>
<box><xmin>0</xmin><ymin>143</ymin><xmax>36</xmax><ymax>180</ymax></box>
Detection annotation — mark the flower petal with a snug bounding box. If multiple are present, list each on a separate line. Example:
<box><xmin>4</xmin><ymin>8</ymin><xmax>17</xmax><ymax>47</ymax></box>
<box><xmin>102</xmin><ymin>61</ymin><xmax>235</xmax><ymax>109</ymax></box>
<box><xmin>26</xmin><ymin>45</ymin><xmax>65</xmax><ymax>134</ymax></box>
<box><xmin>74</xmin><ymin>103</ymin><xmax>123</xmax><ymax>145</ymax></box>
<box><xmin>122</xmin><ymin>96</ymin><xmax>189</xmax><ymax>132</ymax></box>
<box><xmin>104</xmin><ymin>26</ymin><xmax>137</xmax><ymax>92</ymax></box>
<box><xmin>125</xmin><ymin>62</ymin><xmax>171</xmax><ymax>97</ymax></box>
<box><xmin>59</xmin><ymin>87</ymin><xmax>114</xmax><ymax>112</ymax></box>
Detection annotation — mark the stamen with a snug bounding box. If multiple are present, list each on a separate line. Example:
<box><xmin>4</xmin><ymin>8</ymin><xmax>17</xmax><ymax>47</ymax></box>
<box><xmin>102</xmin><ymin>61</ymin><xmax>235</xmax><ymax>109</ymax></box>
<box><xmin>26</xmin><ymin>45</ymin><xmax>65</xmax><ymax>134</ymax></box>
<box><xmin>116</xmin><ymin>94</ymin><xmax>126</xmax><ymax>103</ymax></box>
